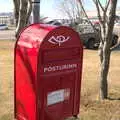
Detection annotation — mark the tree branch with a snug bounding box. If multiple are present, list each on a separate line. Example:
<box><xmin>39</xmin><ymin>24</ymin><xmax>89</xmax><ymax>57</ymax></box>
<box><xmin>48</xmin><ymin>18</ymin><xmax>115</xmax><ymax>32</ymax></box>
<box><xmin>98</xmin><ymin>0</ymin><xmax>105</xmax><ymax>12</ymax></box>
<box><xmin>16</xmin><ymin>0</ymin><xmax>28</xmax><ymax>37</ymax></box>
<box><xmin>105</xmin><ymin>0</ymin><xmax>110</xmax><ymax>11</ymax></box>
<box><xmin>93</xmin><ymin>0</ymin><xmax>103</xmax><ymax>24</ymax></box>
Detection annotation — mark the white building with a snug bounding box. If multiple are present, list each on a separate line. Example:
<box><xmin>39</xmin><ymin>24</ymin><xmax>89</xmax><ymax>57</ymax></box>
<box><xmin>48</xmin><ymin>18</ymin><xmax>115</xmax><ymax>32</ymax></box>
<box><xmin>0</xmin><ymin>13</ymin><xmax>15</xmax><ymax>25</ymax></box>
<box><xmin>86</xmin><ymin>10</ymin><xmax>120</xmax><ymax>18</ymax></box>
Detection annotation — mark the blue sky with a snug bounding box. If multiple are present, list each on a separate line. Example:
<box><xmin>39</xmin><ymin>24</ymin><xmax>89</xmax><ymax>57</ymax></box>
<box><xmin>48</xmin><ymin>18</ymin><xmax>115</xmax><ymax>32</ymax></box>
<box><xmin>0</xmin><ymin>0</ymin><xmax>120</xmax><ymax>18</ymax></box>
<box><xmin>0</xmin><ymin>0</ymin><xmax>13</xmax><ymax>12</ymax></box>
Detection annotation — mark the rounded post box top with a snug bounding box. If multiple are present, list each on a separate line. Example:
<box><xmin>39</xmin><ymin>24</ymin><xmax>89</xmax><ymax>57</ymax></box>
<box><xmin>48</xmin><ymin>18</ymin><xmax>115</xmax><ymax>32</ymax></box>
<box><xmin>16</xmin><ymin>24</ymin><xmax>83</xmax><ymax>50</ymax></box>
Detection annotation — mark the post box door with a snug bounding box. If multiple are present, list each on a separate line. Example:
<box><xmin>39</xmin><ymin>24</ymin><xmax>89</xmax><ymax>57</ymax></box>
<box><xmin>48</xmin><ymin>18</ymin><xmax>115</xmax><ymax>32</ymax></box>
<box><xmin>38</xmin><ymin>71</ymin><xmax>77</xmax><ymax>120</ymax></box>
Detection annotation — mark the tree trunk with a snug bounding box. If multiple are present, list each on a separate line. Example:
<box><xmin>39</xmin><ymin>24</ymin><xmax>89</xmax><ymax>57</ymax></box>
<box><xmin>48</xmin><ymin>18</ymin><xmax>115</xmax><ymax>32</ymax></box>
<box><xmin>32</xmin><ymin>0</ymin><xmax>40</xmax><ymax>23</ymax></box>
<box><xmin>26</xmin><ymin>0</ymin><xmax>32</xmax><ymax>24</ymax></box>
<box><xmin>99</xmin><ymin>0</ymin><xmax>117</xmax><ymax>100</ymax></box>
<box><xmin>13</xmin><ymin>0</ymin><xmax>20</xmax><ymax>26</ymax></box>
<box><xmin>13</xmin><ymin>0</ymin><xmax>32</xmax><ymax>38</ymax></box>
<box><xmin>16</xmin><ymin>0</ymin><xmax>28</xmax><ymax>37</ymax></box>
<box><xmin>99</xmin><ymin>42</ymin><xmax>111</xmax><ymax>99</ymax></box>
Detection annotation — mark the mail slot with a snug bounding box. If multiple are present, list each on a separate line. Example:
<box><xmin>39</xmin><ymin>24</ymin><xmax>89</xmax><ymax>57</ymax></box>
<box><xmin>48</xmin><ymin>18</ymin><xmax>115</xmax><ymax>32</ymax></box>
<box><xmin>14</xmin><ymin>24</ymin><xmax>83</xmax><ymax>120</ymax></box>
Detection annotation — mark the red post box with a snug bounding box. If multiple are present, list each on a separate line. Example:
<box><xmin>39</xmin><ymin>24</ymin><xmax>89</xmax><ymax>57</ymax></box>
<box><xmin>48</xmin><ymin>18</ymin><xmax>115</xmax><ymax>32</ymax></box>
<box><xmin>14</xmin><ymin>24</ymin><xmax>83</xmax><ymax>120</ymax></box>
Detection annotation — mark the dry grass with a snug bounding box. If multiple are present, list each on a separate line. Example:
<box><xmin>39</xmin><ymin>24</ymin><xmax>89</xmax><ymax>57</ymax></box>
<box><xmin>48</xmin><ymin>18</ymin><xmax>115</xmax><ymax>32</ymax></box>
<box><xmin>0</xmin><ymin>40</ymin><xmax>120</xmax><ymax>120</ymax></box>
<box><xmin>0</xmin><ymin>40</ymin><xmax>14</xmax><ymax>120</ymax></box>
<box><xmin>80</xmin><ymin>49</ymin><xmax>120</xmax><ymax>120</ymax></box>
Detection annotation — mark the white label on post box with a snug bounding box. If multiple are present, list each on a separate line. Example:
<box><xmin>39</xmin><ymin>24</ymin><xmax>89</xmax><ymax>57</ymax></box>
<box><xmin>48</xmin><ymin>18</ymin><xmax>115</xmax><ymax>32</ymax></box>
<box><xmin>47</xmin><ymin>89</ymin><xmax>64</xmax><ymax>106</ymax></box>
<box><xmin>44</xmin><ymin>64</ymin><xmax>77</xmax><ymax>73</ymax></box>
<box><xmin>47</xmin><ymin>89</ymin><xmax>70</xmax><ymax>106</ymax></box>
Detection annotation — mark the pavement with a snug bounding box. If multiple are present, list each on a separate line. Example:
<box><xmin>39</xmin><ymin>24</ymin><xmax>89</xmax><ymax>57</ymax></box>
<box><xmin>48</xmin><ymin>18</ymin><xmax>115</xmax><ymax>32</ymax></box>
<box><xmin>0</xmin><ymin>29</ymin><xmax>15</xmax><ymax>40</ymax></box>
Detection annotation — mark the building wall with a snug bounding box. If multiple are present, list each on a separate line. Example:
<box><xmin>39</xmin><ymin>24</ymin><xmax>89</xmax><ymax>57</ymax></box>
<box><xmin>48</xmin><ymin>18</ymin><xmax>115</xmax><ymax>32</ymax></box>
<box><xmin>86</xmin><ymin>10</ymin><xmax>120</xmax><ymax>18</ymax></box>
<box><xmin>0</xmin><ymin>16</ymin><xmax>15</xmax><ymax>25</ymax></box>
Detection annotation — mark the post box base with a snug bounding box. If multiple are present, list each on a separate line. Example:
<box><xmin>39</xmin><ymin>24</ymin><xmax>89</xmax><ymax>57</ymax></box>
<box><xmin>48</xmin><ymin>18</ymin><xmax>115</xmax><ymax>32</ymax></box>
<box><xmin>65</xmin><ymin>116</ymin><xmax>79</xmax><ymax>120</ymax></box>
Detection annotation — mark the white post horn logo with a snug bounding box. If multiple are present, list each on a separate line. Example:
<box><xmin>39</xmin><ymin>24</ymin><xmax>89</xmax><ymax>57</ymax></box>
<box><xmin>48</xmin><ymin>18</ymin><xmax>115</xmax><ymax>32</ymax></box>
<box><xmin>48</xmin><ymin>35</ymin><xmax>70</xmax><ymax>46</ymax></box>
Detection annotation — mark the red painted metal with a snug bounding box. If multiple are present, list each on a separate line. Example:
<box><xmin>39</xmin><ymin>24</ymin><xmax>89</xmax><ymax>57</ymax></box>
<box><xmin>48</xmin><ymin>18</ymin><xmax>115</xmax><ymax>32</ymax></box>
<box><xmin>14</xmin><ymin>24</ymin><xmax>83</xmax><ymax>120</ymax></box>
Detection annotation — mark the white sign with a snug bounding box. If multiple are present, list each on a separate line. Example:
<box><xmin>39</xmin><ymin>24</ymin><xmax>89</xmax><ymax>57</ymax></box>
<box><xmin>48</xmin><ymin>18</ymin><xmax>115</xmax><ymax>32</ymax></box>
<box><xmin>44</xmin><ymin>64</ymin><xmax>77</xmax><ymax>73</ymax></box>
<box><xmin>47</xmin><ymin>89</ymin><xmax>70</xmax><ymax>106</ymax></box>
<box><xmin>48</xmin><ymin>35</ymin><xmax>70</xmax><ymax>46</ymax></box>
<box><xmin>83</xmin><ymin>28</ymin><xmax>94</xmax><ymax>33</ymax></box>
<box><xmin>47</xmin><ymin>89</ymin><xmax>64</xmax><ymax>106</ymax></box>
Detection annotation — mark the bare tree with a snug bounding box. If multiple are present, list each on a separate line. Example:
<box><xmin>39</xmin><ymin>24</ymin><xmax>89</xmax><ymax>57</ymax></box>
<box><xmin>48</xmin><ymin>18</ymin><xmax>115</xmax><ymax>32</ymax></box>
<box><xmin>13</xmin><ymin>0</ymin><xmax>32</xmax><ymax>38</ymax></box>
<box><xmin>58</xmin><ymin>0</ymin><xmax>83</xmax><ymax>25</ymax></box>
<box><xmin>61</xmin><ymin>0</ymin><xmax>118</xmax><ymax>100</ymax></box>
<box><xmin>78</xmin><ymin>0</ymin><xmax>118</xmax><ymax>99</ymax></box>
<box><xmin>93</xmin><ymin>0</ymin><xmax>118</xmax><ymax>99</ymax></box>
